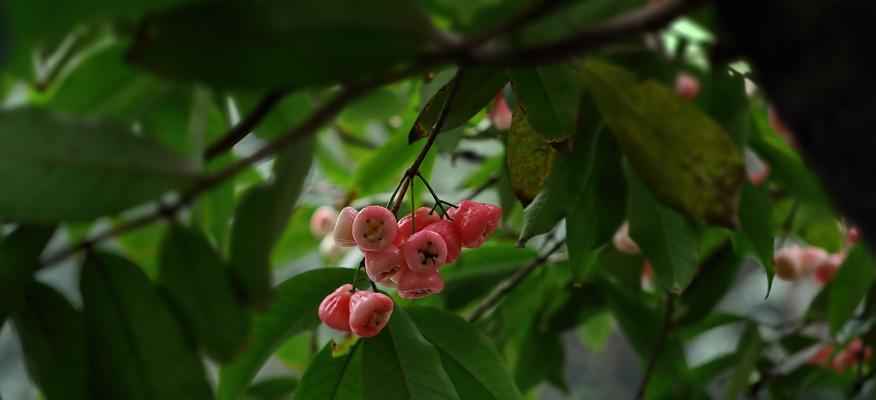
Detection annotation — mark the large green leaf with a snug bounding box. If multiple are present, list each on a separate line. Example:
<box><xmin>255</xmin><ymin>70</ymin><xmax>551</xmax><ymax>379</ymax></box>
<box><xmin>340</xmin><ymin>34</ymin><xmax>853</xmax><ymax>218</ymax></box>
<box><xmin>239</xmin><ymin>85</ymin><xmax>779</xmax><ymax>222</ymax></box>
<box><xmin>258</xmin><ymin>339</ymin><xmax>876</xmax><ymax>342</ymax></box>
<box><xmin>11</xmin><ymin>283</ymin><xmax>88</xmax><ymax>400</ymax></box>
<box><xmin>627</xmin><ymin>173</ymin><xmax>699</xmax><ymax>293</ymax></box>
<box><xmin>158</xmin><ymin>224</ymin><xmax>250</xmax><ymax>362</ymax></box>
<box><xmin>828</xmin><ymin>247</ymin><xmax>876</xmax><ymax>334</ymax></box>
<box><xmin>579</xmin><ymin>60</ymin><xmax>745</xmax><ymax>228</ymax></box>
<box><xmin>409</xmin><ymin>67</ymin><xmax>508</xmax><ymax>143</ymax></box>
<box><xmin>513</xmin><ymin>327</ymin><xmax>564</xmax><ymax>394</ymax></box>
<box><xmin>509</xmin><ymin>64</ymin><xmax>579</xmax><ymax>141</ymax></box>
<box><xmin>677</xmin><ymin>244</ymin><xmax>742</xmax><ymax>326</ymax></box>
<box><xmin>506</xmin><ymin>105</ymin><xmax>555</xmax><ymax>205</ymax></box>
<box><xmin>408</xmin><ymin>307</ymin><xmax>522</xmax><ymax>400</ymax></box>
<box><xmin>246</xmin><ymin>377</ymin><xmax>299</xmax><ymax>400</ymax></box>
<box><xmin>218</xmin><ymin>268</ymin><xmax>360</xmax><ymax>400</ymax></box>
<box><xmin>0</xmin><ymin>225</ymin><xmax>55</xmax><ymax>324</ymax></box>
<box><xmin>228</xmin><ymin>138</ymin><xmax>315</xmax><ymax>307</ymax></box>
<box><xmin>440</xmin><ymin>244</ymin><xmax>538</xmax><ymax>310</ymax></box>
<box><xmin>128</xmin><ymin>0</ymin><xmax>437</xmax><ymax>89</ymax></box>
<box><xmin>295</xmin><ymin>343</ymin><xmax>362</xmax><ymax>400</ymax></box>
<box><xmin>737</xmin><ymin>182</ymin><xmax>774</xmax><ymax>291</ymax></box>
<box><xmin>81</xmin><ymin>251</ymin><xmax>212</xmax><ymax>400</ymax></box>
<box><xmin>0</xmin><ymin>108</ymin><xmax>200</xmax><ymax>222</ymax></box>
<box><xmin>362</xmin><ymin>307</ymin><xmax>459</xmax><ymax>400</ymax></box>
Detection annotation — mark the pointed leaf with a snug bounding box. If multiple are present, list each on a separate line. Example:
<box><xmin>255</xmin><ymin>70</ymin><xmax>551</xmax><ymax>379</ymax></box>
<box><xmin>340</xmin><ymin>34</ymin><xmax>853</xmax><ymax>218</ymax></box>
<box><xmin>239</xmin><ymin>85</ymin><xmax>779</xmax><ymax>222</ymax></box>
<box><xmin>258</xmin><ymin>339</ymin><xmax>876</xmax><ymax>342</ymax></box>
<box><xmin>0</xmin><ymin>225</ymin><xmax>55</xmax><ymax>324</ymax></box>
<box><xmin>295</xmin><ymin>343</ymin><xmax>361</xmax><ymax>400</ymax></box>
<box><xmin>738</xmin><ymin>182</ymin><xmax>774</xmax><ymax>291</ymax></box>
<box><xmin>506</xmin><ymin>105</ymin><xmax>555</xmax><ymax>205</ymax></box>
<box><xmin>828</xmin><ymin>247</ymin><xmax>876</xmax><ymax>334</ymax></box>
<box><xmin>509</xmin><ymin>64</ymin><xmax>579</xmax><ymax>141</ymax></box>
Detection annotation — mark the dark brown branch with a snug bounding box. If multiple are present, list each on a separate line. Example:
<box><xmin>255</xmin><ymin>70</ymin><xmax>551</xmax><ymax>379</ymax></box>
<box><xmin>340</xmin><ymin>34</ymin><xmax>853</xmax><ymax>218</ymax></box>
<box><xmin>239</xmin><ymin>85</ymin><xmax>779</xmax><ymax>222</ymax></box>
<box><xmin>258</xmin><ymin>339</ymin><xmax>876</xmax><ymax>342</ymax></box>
<box><xmin>467</xmin><ymin>239</ymin><xmax>566</xmax><ymax>322</ymax></box>
<box><xmin>205</xmin><ymin>89</ymin><xmax>289</xmax><ymax>160</ymax></box>
<box><xmin>635</xmin><ymin>293</ymin><xmax>676</xmax><ymax>400</ymax></box>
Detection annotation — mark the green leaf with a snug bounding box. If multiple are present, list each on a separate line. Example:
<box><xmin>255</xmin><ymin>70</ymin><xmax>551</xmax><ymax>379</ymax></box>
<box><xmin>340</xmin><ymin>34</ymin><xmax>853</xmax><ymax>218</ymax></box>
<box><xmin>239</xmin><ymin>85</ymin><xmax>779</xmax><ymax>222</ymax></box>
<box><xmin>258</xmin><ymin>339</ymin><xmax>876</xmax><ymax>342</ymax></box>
<box><xmin>408</xmin><ymin>307</ymin><xmax>522</xmax><ymax>400</ymax></box>
<box><xmin>81</xmin><ymin>251</ymin><xmax>212</xmax><ymax>400</ymax></box>
<box><xmin>295</xmin><ymin>342</ymin><xmax>362</xmax><ymax>400</ymax></box>
<box><xmin>11</xmin><ymin>283</ymin><xmax>88</xmax><ymax>400</ymax></box>
<box><xmin>738</xmin><ymin>182</ymin><xmax>774</xmax><ymax>291</ymax></box>
<box><xmin>828</xmin><ymin>247</ymin><xmax>876</xmax><ymax>334</ymax></box>
<box><xmin>218</xmin><ymin>268</ymin><xmax>359</xmax><ymax>400</ymax></box>
<box><xmin>362</xmin><ymin>307</ymin><xmax>459</xmax><ymax>400</ymax></box>
<box><xmin>272</xmin><ymin>205</ymin><xmax>321</xmax><ymax>266</ymax></box>
<box><xmin>677</xmin><ymin>244</ymin><xmax>742</xmax><ymax>326</ymax></box>
<box><xmin>506</xmin><ymin>105</ymin><xmax>555</xmax><ymax>205</ymax></box>
<box><xmin>627</xmin><ymin>173</ymin><xmax>699</xmax><ymax>293</ymax></box>
<box><xmin>0</xmin><ymin>225</ymin><xmax>55</xmax><ymax>325</ymax></box>
<box><xmin>721</xmin><ymin>324</ymin><xmax>764</xmax><ymax>400</ymax></box>
<box><xmin>229</xmin><ymin>138</ymin><xmax>315</xmax><ymax>307</ymax></box>
<box><xmin>440</xmin><ymin>244</ymin><xmax>538</xmax><ymax>310</ymax></box>
<box><xmin>514</xmin><ymin>327</ymin><xmax>564</xmax><ymax>394</ymax></box>
<box><xmin>245</xmin><ymin>377</ymin><xmax>299</xmax><ymax>400</ymax></box>
<box><xmin>158</xmin><ymin>224</ymin><xmax>250</xmax><ymax>362</ymax></box>
<box><xmin>579</xmin><ymin>60</ymin><xmax>745</xmax><ymax>228</ymax></box>
<box><xmin>695</xmin><ymin>68</ymin><xmax>750</xmax><ymax>147</ymax></box>
<box><xmin>509</xmin><ymin>64</ymin><xmax>579</xmax><ymax>141</ymax></box>
<box><xmin>128</xmin><ymin>0</ymin><xmax>437</xmax><ymax>89</ymax></box>
<box><xmin>409</xmin><ymin>67</ymin><xmax>508</xmax><ymax>143</ymax></box>
<box><xmin>0</xmin><ymin>108</ymin><xmax>200</xmax><ymax>223</ymax></box>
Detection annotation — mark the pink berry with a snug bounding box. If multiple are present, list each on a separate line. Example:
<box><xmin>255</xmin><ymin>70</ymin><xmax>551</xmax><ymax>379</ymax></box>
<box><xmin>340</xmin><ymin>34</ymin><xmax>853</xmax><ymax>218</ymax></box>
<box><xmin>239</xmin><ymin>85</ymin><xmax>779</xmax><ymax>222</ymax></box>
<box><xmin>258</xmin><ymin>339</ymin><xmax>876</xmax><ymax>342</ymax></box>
<box><xmin>797</xmin><ymin>246</ymin><xmax>830</xmax><ymax>274</ymax></box>
<box><xmin>808</xmin><ymin>345</ymin><xmax>833</xmax><ymax>366</ymax></box>
<box><xmin>612</xmin><ymin>221</ymin><xmax>641</xmax><ymax>255</ymax></box>
<box><xmin>364</xmin><ymin>247</ymin><xmax>405</xmax><ymax>283</ymax></box>
<box><xmin>352</xmin><ymin>206</ymin><xmax>398</xmax><ymax>252</ymax></box>
<box><xmin>310</xmin><ymin>206</ymin><xmax>339</xmax><ymax>238</ymax></box>
<box><xmin>333</xmin><ymin>207</ymin><xmax>358</xmax><ymax>247</ymax></box>
<box><xmin>403</xmin><ymin>230</ymin><xmax>448</xmax><ymax>274</ymax></box>
<box><xmin>814</xmin><ymin>253</ymin><xmax>844</xmax><ymax>286</ymax></box>
<box><xmin>452</xmin><ymin>201</ymin><xmax>501</xmax><ymax>248</ymax></box>
<box><xmin>396</xmin><ymin>207</ymin><xmax>442</xmax><ymax>244</ymax></box>
<box><xmin>488</xmin><ymin>92</ymin><xmax>512</xmax><ymax>131</ymax></box>
<box><xmin>348</xmin><ymin>291</ymin><xmax>394</xmax><ymax>337</ymax></box>
<box><xmin>397</xmin><ymin>268</ymin><xmax>445</xmax><ymax>299</ymax></box>
<box><xmin>773</xmin><ymin>247</ymin><xmax>801</xmax><ymax>281</ymax></box>
<box><xmin>745</xmin><ymin>149</ymin><xmax>771</xmax><ymax>186</ymax></box>
<box><xmin>847</xmin><ymin>226</ymin><xmax>861</xmax><ymax>245</ymax></box>
<box><xmin>674</xmin><ymin>72</ymin><xmax>700</xmax><ymax>101</ymax></box>
<box><xmin>424</xmin><ymin>220</ymin><xmax>462</xmax><ymax>263</ymax></box>
<box><xmin>318</xmin><ymin>284</ymin><xmax>354</xmax><ymax>332</ymax></box>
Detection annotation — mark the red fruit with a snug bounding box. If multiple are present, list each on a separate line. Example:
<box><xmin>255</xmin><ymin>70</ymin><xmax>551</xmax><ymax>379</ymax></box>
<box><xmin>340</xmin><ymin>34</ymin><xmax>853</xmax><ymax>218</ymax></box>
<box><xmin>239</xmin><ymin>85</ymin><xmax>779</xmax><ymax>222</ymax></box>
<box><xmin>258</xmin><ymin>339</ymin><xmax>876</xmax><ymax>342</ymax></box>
<box><xmin>424</xmin><ymin>220</ymin><xmax>462</xmax><ymax>263</ymax></box>
<box><xmin>333</xmin><ymin>207</ymin><xmax>358</xmax><ymax>247</ymax></box>
<box><xmin>452</xmin><ymin>201</ymin><xmax>501</xmax><ymax>248</ymax></box>
<box><xmin>773</xmin><ymin>247</ymin><xmax>801</xmax><ymax>281</ymax></box>
<box><xmin>352</xmin><ymin>206</ymin><xmax>398</xmax><ymax>252</ymax></box>
<box><xmin>613</xmin><ymin>221</ymin><xmax>641</xmax><ymax>255</ymax></box>
<box><xmin>396</xmin><ymin>207</ymin><xmax>442</xmax><ymax>244</ymax></box>
<box><xmin>397</xmin><ymin>268</ymin><xmax>445</xmax><ymax>299</ymax></box>
<box><xmin>403</xmin><ymin>230</ymin><xmax>448</xmax><ymax>274</ymax></box>
<box><xmin>488</xmin><ymin>92</ymin><xmax>512</xmax><ymax>131</ymax></box>
<box><xmin>674</xmin><ymin>72</ymin><xmax>700</xmax><ymax>101</ymax></box>
<box><xmin>364</xmin><ymin>247</ymin><xmax>405</xmax><ymax>283</ymax></box>
<box><xmin>797</xmin><ymin>246</ymin><xmax>830</xmax><ymax>274</ymax></box>
<box><xmin>814</xmin><ymin>253</ymin><xmax>844</xmax><ymax>286</ymax></box>
<box><xmin>808</xmin><ymin>345</ymin><xmax>833</xmax><ymax>366</ymax></box>
<box><xmin>349</xmin><ymin>291</ymin><xmax>394</xmax><ymax>337</ymax></box>
<box><xmin>310</xmin><ymin>206</ymin><xmax>339</xmax><ymax>238</ymax></box>
<box><xmin>318</xmin><ymin>284</ymin><xmax>354</xmax><ymax>332</ymax></box>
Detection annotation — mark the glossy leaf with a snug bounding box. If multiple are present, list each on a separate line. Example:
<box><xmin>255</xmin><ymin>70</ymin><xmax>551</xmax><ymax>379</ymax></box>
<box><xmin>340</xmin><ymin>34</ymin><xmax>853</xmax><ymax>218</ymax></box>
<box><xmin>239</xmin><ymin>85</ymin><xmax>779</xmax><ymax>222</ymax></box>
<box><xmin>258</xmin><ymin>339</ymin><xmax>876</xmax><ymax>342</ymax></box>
<box><xmin>11</xmin><ymin>283</ymin><xmax>88</xmax><ymax>400</ymax></box>
<box><xmin>0</xmin><ymin>108</ymin><xmax>200</xmax><ymax>222</ymax></box>
<box><xmin>246</xmin><ymin>377</ymin><xmax>299</xmax><ymax>400</ymax></box>
<box><xmin>580</xmin><ymin>60</ymin><xmax>745</xmax><ymax>228</ymax></box>
<box><xmin>362</xmin><ymin>307</ymin><xmax>459</xmax><ymax>400</ymax></box>
<box><xmin>509</xmin><ymin>64</ymin><xmax>579</xmax><ymax>141</ymax></box>
<box><xmin>0</xmin><ymin>225</ymin><xmax>55</xmax><ymax>324</ymax></box>
<box><xmin>828</xmin><ymin>247</ymin><xmax>876</xmax><ymax>334</ymax></box>
<box><xmin>738</xmin><ymin>182</ymin><xmax>774</xmax><ymax>291</ymax></box>
<box><xmin>158</xmin><ymin>224</ymin><xmax>250</xmax><ymax>362</ymax></box>
<box><xmin>295</xmin><ymin>343</ymin><xmax>361</xmax><ymax>400</ymax></box>
<box><xmin>81</xmin><ymin>251</ymin><xmax>212</xmax><ymax>400</ymax></box>
<box><xmin>506</xmin><ymin>105</ymin><xmax>555</xmax><ymax>205</ymax></box>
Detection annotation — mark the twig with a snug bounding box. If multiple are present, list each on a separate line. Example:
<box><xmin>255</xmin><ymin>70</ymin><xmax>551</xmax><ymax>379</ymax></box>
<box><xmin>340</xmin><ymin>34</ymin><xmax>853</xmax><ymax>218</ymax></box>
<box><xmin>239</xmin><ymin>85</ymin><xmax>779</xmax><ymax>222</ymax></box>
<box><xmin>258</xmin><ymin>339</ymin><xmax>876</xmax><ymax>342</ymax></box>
<box><xmin>335</xmin><ymin>125</ymin><xmax>378</xmax><ymax>149</ymax></box>
<box><xmin>205</xmin><ymin>89</ymin><xmax>289</xmax><ymax>159</ymax></box>
<box><xmin>467</xmin><ymin>239</ymin><xmax>566</xmax><ymax>321</ymax></box>
<box><xmin>635</xmin><ymin>292</ymin><xmax>676</xmax><ymax>400</ymax></box>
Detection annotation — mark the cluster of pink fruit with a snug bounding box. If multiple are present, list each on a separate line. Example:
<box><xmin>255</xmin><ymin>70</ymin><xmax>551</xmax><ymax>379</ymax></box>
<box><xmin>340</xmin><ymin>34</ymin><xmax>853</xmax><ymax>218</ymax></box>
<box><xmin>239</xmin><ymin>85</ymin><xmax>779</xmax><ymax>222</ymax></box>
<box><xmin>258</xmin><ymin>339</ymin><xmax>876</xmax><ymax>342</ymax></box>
<box><xmin>808</xmin><ymin>339</ymin><xmax>873</xmax><ymax>372</ymax></box>
<box><xmin>316</xmin><ymin>201</ymin><xmax>501</xmax><ymax>336</ymax></box>
<box><xmin>773</xmin><ymin>245</ymin><xmax>846</xmax><ymax>285</ymax></box>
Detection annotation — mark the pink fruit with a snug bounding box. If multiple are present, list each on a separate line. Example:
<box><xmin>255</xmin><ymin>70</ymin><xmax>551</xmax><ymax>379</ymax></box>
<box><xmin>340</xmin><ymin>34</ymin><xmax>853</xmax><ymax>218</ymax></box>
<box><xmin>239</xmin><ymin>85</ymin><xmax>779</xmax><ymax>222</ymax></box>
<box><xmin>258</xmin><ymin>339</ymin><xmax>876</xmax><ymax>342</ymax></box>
<box><xmin>674</xmin><ymin>72</ymin><xmax>700</xmax><ymax>101</ymax></box>
<box><xmin>488</xmin><ymin>92</ymin><xmax>512</xmax><ymax>131</ymax></box>
<box><xmin>814</xmin><ymin>253</ymin><xmax>844</xmax><ymax>286</ymax></box>
<box><xmin>612</xmin><ymin>222</ymin><xmax>641</xmax><ymax>255</ymax></box>
<box><xmin>396</xmin><ymin>207</ymin><xmax>442</xmax><ymax>244</ymax></box>
<box><xmin>745</xmin><ymin>149</ymin><xmax>771</xmax><ymax>186</ymax></box>
<box><xmin>364</xmin><ymin>247</ymin><xmax>405</xmax><ymax>283</ymax></box>
<box><xmin>452</xmin><ymin>201</ymin><xmax>501</xmax><ymax>248</ymax></box>
<box><xmin>403</xmin><ymin>230</ymin><xmax>448</xmax><ymax>274</ymax></box>
<box><xmin>310</xmin><ymin>206</ymin><xmax>339</xmax><ymax>238</ymax></box>
<box><xmin>797</xmin><ymin>246</ymin><xmax>830</xmax><ymax>274</ymax></box>
<box><xmin>318</xmin><ymin>284</ymin><xmax>354</xmax><ymax>332</ymax></box>
<box><xmin>424</xmin><ymin>220</ymin><xmax>462</xmax><ymax>263</ymax></box>
<box><xmin>352</xmin><ymin>206</ymin><xmax>398</xmax><ymax>252</ymax></box>
<box><xmin>847</xmin><ymin>226</ymin><xmax>861</xmax><ymax>245</ymax></box>
<box><xmin>397</xmin><ymin>268</ymin><xmax>445</xmax><ymax>299</ymax></box>
<box><xmin>349</xmin><ymin>291</ymin><xmax>394</xmax><ymax>337</ymax></box>
<box><xmin>773</xmin><ymin>247</ymin><xmax>801</xmax><ymax>281</ymax></box>
<box><xmin>808</xmin><ymin>345</ymin><xmax>833</xmax><ymax>366</ymax></box>
<box><xmin>832</xmin><ymin>339</ymin><xmax>872</xmax><ymax>372</ymax></box>
<box><xmin>333</xmin><ymin>207</ymin><xmax>358</xmax><ymax>247</ymax></box>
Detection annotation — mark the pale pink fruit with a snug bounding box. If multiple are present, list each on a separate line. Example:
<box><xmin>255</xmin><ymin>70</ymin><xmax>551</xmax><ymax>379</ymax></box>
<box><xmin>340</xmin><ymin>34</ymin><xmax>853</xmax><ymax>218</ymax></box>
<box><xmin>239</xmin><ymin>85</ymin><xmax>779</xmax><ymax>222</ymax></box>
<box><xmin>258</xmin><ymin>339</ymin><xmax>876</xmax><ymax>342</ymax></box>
<box><xmin>364</xmin><ymin>247</ymin><xmax>405</xmax><ymax>283</ymax></box>
<box><xmin>488</xmin><ymin>92</ymin><xmax>512</xmax><ymax>131</ymax></box>
<box><xmin>352</xmin><ymin>206</ymin><xmax>398</xmax><ymax>252</ymax></box>
<box><xmin>773</xmin><ymin>247</ymin><xmax>801</xmax><ymax>281</ymax></box>
<box><xmin>396</xmin><ymin>207</ymin><xmax>442</xmax><ymax>244</ymax></box>
<box><xmin>424</xmin><ymin>220</ymin><xmax>462</xmax><ymax>263</ymax></box>
<box><xmin>768</xmin><ymin>105</ymin><xmax>797</xmax><ymax>147</ymax></box>
<box><xmin>814</xmin><ymin>252</ymin><xmax>844</xmax><ymax>286</ymax></box>
<box><xmin>333</xmin><ymin>207</ymin><xmax>358</xmax><ymax>247</ymax></box>
<box><xmin>452</xmin><ymin>201</ymin><xmax>501</xmax><ymax>248</ymax></box>
<box><xmin>403</xmin><ymin>230</ymin><xmax>448</xmax><ymax>274</ymax></box>
<box><xmin>397</xmin><ymin>269</ymin><xmax>445</xmax><ymax>299</ymax></box>
<box><xmin>847</xmin><ymin>226</ymin><xmax>861</xmax><ymax>245</ymax></box>
<box><xmin>797</xmin><ymin>246</ymin><xmax>830</xmax><ymax>274</ymax></box>
<box><xmin>318</xmin><ymin>284</ymin><xmax>354</xmax><ymax>332</ymax></box>
<box><xmin>675</xmin><ymin>72</ymin><xmax>700</xmax><ymax>101</ymax></box>
<box><xmin>832</xmin><ymin>339</ymin><xmax>872</xmax><ymax>372</ymax></box>
<box><xmin>745</xmin><ymin>149</ymin><xmax>771</xmax><ymax>186</ymax></box>
<box><xmin>612</xmin><ymin>222</ymin><xmax>641</xmax><ymax>255</ymax></box>
<box><xmin>349</xmin><ymin>291</ymin><xmax>394</xmax><ymax>337</ymax></box>
<box><xmin>310</xmin><ymin>206</ymin><xmax>339</xmax><ymax>238</ymax></box>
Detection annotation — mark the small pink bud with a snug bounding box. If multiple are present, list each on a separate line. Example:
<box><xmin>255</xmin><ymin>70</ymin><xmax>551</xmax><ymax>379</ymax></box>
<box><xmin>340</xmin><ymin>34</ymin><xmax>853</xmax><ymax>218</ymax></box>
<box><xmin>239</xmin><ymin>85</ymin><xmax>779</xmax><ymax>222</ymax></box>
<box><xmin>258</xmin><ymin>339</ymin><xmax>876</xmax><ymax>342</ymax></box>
<box><xmin>364</xmin><ymin>247</ymin><xmax>405</xmax><ymax>283</ymax></box>
<box><xmin>352</xmin><ymin>206</ymin><xmax>398</xmax><ymax>252</ymax></box>
<box><xmin>612</xmin><ymin>222</ymin><xmax>641</xmax><ymax>255</ymax></box>
<box><xmin>318</xmin><ymin>284</ymin><xmax>354</xmax><ymax>332</ymax></box>
<box><xmin>424</xmin><ymin>220</ymin><xmax>462</xmax><ymax>263</ymax></box>
<box><xmin>333</xmin><ymin>207</ymin><xmax>359</xmax><ymax>247</ymax></box>
<box><xmin>797</xmin><ymin>246</ymin><xmax>830</xmax><ymax>274</ymax></box>
<box><xmin>310</xmin><ymin>206</ymin><xmax>339</xmax><ymax>238</ymax></box>
<box><xmin>814</xmin><ymin>252</ymin><xmax>844</xmax><ymax>286</ymax></box>
<box><xmin>349</xmin><ymin>291</ymin><xmax>394</xmax><ymax>337</ymax></box>
<box><xmin>397</xmin><ymin>268</ymin><xmax>445</xmax><ymax>299</ymax></box>
<box><xmin>452</xmin><ymin>201</ymin><xmax>501</xmax><ymax>248</ymax></box>
<box><xmin>403</xmin><ymin>230</ymin><xmax>448</xmax><ymax>274</ymax></box>
<box><xmin>488</xmin><ymin>92</ymin><xmax>512</xmax><ymax>131</ymax></box>
<box><xmin>774</xmin><ymin>246</ymin><xmax>802</xmax><ymax>281</ymax></box>
<box><xmin>745</xmin><ymin>149</ymin><xmax>771</xmax><ymax>186</ymax></box>
<box><xmin>674</xmin><ymin>72</ymin><xmax>700</xmax><ymax>101</ymax></box>
<box><xmin>396</xmin><ymin>207</ymin><xmax>442</xmax><ymax>245</ymax></box>
<box><xmin>847</xmin><ymin>226</ymin><xmax>861</xmax><ymax>245</ymax></box>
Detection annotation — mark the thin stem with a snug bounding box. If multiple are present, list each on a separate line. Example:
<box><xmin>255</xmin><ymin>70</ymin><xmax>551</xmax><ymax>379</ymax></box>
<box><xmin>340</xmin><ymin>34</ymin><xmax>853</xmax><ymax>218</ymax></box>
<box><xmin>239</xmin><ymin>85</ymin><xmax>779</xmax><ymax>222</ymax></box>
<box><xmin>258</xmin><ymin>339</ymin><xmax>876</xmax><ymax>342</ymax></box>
<box><xmin>410</xmin><ymin>178</ymin><xmax>416</xmax><ymax>233</ymax></box>
<box><xmin>416</xmin><ymin>173</ymin><xmax>449</xmax><ymax>218</ymax></box>
<box><xmin>635</xmin><ymin>293</ymin><xmax>676</xmax><ymax>400</ymax></box>
<box><xmin>467</xmin><ymin>239</ymin><xmax>566</xmax><ymax>321</ymax></box>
